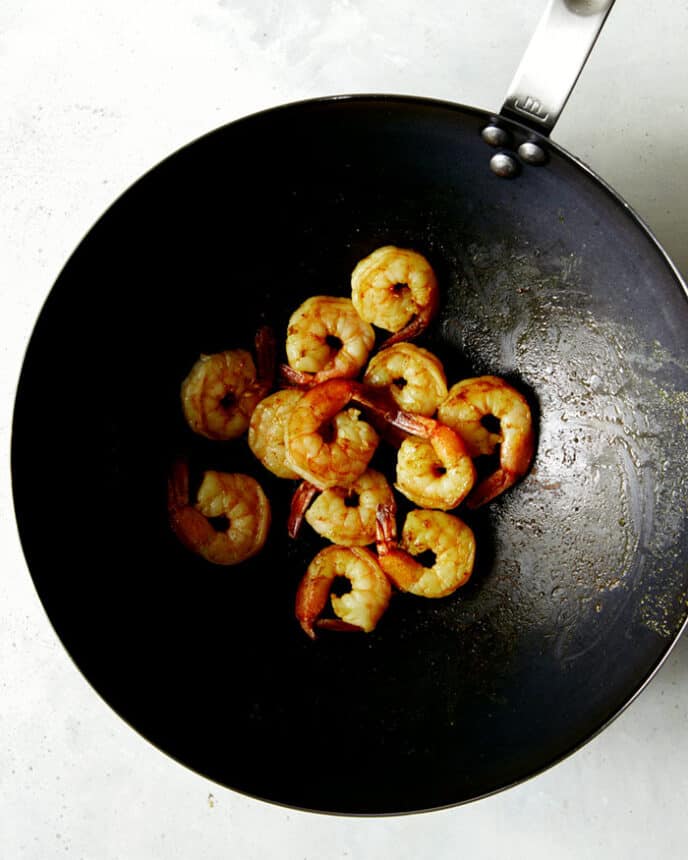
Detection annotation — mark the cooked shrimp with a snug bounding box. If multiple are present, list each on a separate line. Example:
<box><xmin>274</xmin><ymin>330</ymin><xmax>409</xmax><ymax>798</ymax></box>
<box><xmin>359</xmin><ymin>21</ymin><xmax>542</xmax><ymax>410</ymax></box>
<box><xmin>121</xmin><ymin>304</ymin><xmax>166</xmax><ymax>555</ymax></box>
<box><xmin>284</xmin><ymin>379</ymin><xmax>379</xmax><ymax>490</ymax></box>
<box><xmin>437</xmin><ymin>375</ymin><xmax>534</xmax><ymax>508</ymax></box>
<box><xmin>283</xmin><ymin>296</ymin><xmax>375</xmax><ymax>386</ymax></box>
<box><xmin>289</xmin><ymin>469</ymin><xmax>395</xmax><ymax>545</ymax></box>
<box><xmin>181</xmin><ymin>326</ymin><xmax>275</xmax><ymax>440</ymax></box>
<box><xmin>295</xmin><ymin>545</ymin><xmax>392</xmax><ymax>638</ymax></box>
<box><xmin>168</xmin><ymin>461</ymin><xmax>271</xmax><ymax>565</ymax></box>
<box><xmin>351</xmin><ymin>246</ymin><xmax>439</xmax><ymax>346</ymax></box>
<box><xmin>363</xmin><ymin>342</ymin><xmax>448</xmax><ymax>416</ymax></box>
<box><xmin>376</xmin><ymin>504</ymin><xmax>475</xmax><ymax>598</ymax></box>
<box><xmin>386</xmin><ymin>412</ymin><xmax>476</xmax><ymax>510</ymax></box>
<box><xmin>248</xmin><ymin>388</ymin><xmax>302</xmax><ymax>479</ymax></box>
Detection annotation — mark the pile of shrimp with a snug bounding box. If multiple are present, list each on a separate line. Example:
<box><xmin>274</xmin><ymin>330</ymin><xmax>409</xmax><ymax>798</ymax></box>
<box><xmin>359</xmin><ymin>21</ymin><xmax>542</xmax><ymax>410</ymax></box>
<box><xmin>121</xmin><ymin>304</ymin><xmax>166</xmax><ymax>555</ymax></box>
<box><xmin>169</xmin><ymin>245</ymin><xmax>535</xmax><ymax>640</ymax></box>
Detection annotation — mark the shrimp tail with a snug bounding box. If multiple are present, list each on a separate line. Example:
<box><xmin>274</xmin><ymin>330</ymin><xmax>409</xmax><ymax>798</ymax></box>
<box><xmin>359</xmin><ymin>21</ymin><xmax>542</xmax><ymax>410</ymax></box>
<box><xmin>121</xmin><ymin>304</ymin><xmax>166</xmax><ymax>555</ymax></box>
<box><xmin>355</xmin><ymin>387</ymin><xmax>458</xmax><ymax>451</ymax></box>
<box><xmin>381</xmin><ymin>410</ymin><xmax>437</xmax><ymax>438</ymax></box>
<box><xmin>379</xmin><ymin>314</ymin><xmax>429</xmax><ymax>348</ymax></box>
<box><xmin>295</xmin><ymin>573</ymin><xmax>332</xmax><ymax>639</ymax></box>
<box><xmin>375</xmin><ymin>502</ymin><xmax>398</xmax><ymax>555</ymax></box>
<box><xmin>167</xmin><ymin>460</ymin><xmax>212</xmax><ymax>555</ymax></box>
<box><xmin>298</xmin><ymin>619</ymin><xmax>317</xmax><ymax>640</ymax></box>
<box><xmin>350</xmin><ymin>382</ymin><xmax>417</xmax><ymax>427</ymax></box>
<box><xmin>467</xmin><ymin>429</ymin><xmax>534</xmax><ymax>508</ymax></box>
<box><xmin>374</xmin><ymin>502</ymin><xmax>422</xmax><ymax>592</ymax></box>
<box><xmin>255</xmin><ymin>325</ymin><xmax>277</xmax><ymax>392</ymax></box>
<box><xmin>288</xmin><ymin>480</ymin><xmax>320</xmax><ymax>538</ymax></box>
<box><xmin>315</xmin><ymin>618</ymin><xmax>364</xmax><ymax>633</ymax></box>
<box><xmin>379</xmin><ymin>286</ymin><xmax>439</xmax><ymax>348</ymax></box>
<box><xmin>279</xmin><ymin>363</ymin><xmax>314</xmax><ymax>388</ymax></box>
<box><xmin>466</xmin><ymin>469</ymin><xmax>516</xmax><ymax>509</ymax></box>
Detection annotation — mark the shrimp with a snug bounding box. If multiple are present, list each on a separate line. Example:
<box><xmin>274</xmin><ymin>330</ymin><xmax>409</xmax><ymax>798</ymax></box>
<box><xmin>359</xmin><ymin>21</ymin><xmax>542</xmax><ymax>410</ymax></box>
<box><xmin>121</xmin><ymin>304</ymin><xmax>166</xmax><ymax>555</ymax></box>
<box><xmin>295</xmin><ymin>545</ymin><xmax>392</xmax><ymax>638</ymax></box>
<box><xmin>351</xmin><ymin>246</ymin><xmax>439</xmax><ymax>346</ymax></box>
<box><xmin>181</xmin><ymin>326</ymin><xmax>275</xmax><ymax>440</ymax></box>
<box><xmin>283</xmin><ymin>296</ymin><xmax>375</xmax><ymax>386</ymax></box>
<box><xmin>376</xmin><ymin>504</ymin><xmax>475</xmax><ymax>598</ymax></box>
<box><xmin>284</xmin><ymin>379</ymin><xmax>380</xmax><ymax>490</ymax></box>
<box><xmin>363</xmin><ymin>342</ymin><xmax>448</xmax><ymax>417</ymax></box>
<box><xmin>386</xmin><ymin>411</ymin><xmax>476</xmax><ymax>510</ymax></box>
<box><xmin>248</xmin><ymin>388</ymin><xmax>303</xmax><ymax>479</ymax></box>
<box><xmin>437</xmin><ymin>375</ymin><xmax>534</xmax><ymax>508</ymax></box>
<box><xmin>289</xmin><ymin>469</ymin><xmax>395</xmax><ymax>545</ymax></box>
<box><xmin>168</xmin><ymin>461</ymin><xmax>271</xmax><ymax>565</ymax></box>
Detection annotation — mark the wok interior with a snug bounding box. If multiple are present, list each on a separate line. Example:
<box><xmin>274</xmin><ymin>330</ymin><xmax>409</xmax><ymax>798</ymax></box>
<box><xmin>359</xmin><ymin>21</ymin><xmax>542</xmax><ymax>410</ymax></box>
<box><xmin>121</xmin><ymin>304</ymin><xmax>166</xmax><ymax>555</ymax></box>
<box><xmin>12</xmin><ymin>97</ymin><xmax>688</xmax><ymax>813</ymax></box>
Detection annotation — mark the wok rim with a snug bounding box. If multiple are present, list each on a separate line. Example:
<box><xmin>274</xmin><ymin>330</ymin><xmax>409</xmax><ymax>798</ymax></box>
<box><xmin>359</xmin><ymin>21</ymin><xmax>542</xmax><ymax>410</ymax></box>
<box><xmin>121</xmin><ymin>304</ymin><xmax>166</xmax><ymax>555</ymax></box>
<box><xmin>9</xmin><ymin>92</ymin><xmax>688</xmax><ymax>816</ymax></box>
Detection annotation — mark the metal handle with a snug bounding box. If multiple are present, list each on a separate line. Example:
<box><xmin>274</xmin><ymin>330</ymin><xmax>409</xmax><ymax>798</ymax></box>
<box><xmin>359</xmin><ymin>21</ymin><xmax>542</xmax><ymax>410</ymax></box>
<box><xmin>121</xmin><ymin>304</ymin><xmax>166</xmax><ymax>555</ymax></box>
<box><xmin>501</xmin><ymin>0</ymin><xmax>616</xmax><ymax>136</ymax></box>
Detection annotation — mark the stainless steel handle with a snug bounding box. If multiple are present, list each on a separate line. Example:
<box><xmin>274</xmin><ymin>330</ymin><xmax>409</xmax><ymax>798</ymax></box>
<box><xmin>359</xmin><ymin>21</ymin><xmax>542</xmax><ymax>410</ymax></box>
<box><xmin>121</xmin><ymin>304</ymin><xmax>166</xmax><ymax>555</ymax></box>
<box><xmin>501</xmin><ymin>0</ymin><xmax>616</xmax><ymax>136</ymax></box>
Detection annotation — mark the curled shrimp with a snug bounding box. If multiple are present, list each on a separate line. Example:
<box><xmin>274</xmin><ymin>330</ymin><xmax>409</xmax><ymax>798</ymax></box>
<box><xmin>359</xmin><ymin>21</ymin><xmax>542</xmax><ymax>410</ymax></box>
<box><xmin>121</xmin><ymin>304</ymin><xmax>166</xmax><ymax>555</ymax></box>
<box><xmin>351</xmin><ymin>246</ymin><xmax>439</xmax><ymax>346</ymax></box>
<box><xmin>289</xmin><ymin>469</ymin><xmax>395</xmax><ymax>546</ymax></box>
<box><xmin>385</xmin><ymin>412</ymin><xmax>476</xmax><ymax>510</ymax></box>
<box><xmin>168</xmin><ymin>461</ymin><xmax>271</xmax><ymax>565</ymax></box>
<box><xmin>437</xmin><ymin>375</ymin><xmax>534</xmax><ymax>508</ymax></box>
<box><xmin>363</xmin><ymin>342</ymin><xmax>448</xmax><ymax>417</ymax></box>
<box><xmin>181</xmin><ymin>326</ymin><xmax>275</xmax><ymax>440</ymax></box>
<box><xmin>376</xmin><ymin>503</ymin><xmax>475</xmax><ymax>598</ymax></box>
<box><xmin>283</xmin><ymin>296</ymin><xmax>375</xmax><ymax>387</ymax></box>
<box><xmin>284</xmin><ymin>379</ymin><xmax>380</xmax><ymax>490</ymax></box>
<box><xmin>248</xmin><ymin>388</ymin><xmax>303</xmax><ymax>479</ymax></box>
<box><xmin>295</xmin><ymin>545</ymin><xmax>392</xmax><ymax>638</ymax></box>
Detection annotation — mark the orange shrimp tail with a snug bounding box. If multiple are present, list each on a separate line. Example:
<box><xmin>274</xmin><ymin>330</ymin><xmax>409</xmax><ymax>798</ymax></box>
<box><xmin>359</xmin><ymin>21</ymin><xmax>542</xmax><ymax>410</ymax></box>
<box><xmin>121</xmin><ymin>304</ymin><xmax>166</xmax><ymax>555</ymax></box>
<box><xmin>375</xmin><ymin>502</ymin><xmax>398</xmax><ymax>554</ymax></box>
<box><xmin>379</xmin><ymin>315</ymin><xmax>428</xmax><ymax>348</ymax></box>
<box><xmin>392</xmin><ymin>411</ymin><xmax>437</xmax><ymax>438</ymax></box>
<box><xmin>350</xmin><ymin>385</ymin><xmax>409</xmax><ymax>445</ymax></box>
<box><xmin>466</xmin><ymin>469</ymin><xmax>516</xmax><ymax>509</ymax></box>
<box><xmin>167</xmin><ymin>461</ymin><xmax>210</xmax><ymax>554</ymax></box>
<box><xmin>375</xmin><ymin>502</ymin><xmax>426</xmax><ymax>592</ymax></box>
<box><xmin>288</xmin><ymin>480</ymin><xmax>320</xmax><ymax>538</ymax></box>
<box><xmin>280</xmin><ymin>362</ymin><xmax>367</xmax><ymax>388</ymax></box>
<box><xmin>467</xmin><ymin>429</ymin><xmax>534</xmax><ymax>508</ymax></box>
<box><xmin>377</xmin><ymin>551</ymin><xmax>423</xmax><ymax>593</ymax></box>
<box><xmin>379</xmin><ymin>289</ymin><xmax>439</xmax><ymax>348</ymax></box>
<box><xmin>315</xmin><ymin>618</ymin><xmax>364</xmax><ymax>633</ymax></box>
<box><xmin>295</xmin><ymin>574</ymin><xmax>332</xmax><ymax>640</ymax></box>
<box><xmin>279</xmin><ymin>363</ymin><xmax>314</xmax><ymax>388</ymax></box>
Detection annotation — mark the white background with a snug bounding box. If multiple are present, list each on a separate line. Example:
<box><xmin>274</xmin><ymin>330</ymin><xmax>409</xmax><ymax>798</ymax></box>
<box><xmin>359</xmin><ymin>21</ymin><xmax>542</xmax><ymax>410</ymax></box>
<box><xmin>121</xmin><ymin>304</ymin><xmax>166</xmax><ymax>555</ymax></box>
<box><xmin>2</xmin><ymin>1</ymin><xmax>687</xmax><ymax>857</ymax></box>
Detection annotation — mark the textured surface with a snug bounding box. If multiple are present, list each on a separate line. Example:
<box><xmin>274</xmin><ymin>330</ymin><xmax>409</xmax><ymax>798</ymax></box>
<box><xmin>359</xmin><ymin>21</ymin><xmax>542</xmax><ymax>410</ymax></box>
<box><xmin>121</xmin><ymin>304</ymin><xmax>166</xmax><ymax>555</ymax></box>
<box><xmin>2</xmin><ymin>0</ymin><xmax>688</xmax><ymax>854</ymax></box>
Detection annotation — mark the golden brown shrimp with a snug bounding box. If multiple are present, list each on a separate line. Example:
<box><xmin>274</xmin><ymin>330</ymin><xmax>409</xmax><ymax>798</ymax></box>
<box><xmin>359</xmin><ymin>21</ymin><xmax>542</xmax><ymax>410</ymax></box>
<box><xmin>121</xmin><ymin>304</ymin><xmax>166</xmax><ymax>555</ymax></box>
<box><xmin>363</xmin><ymin>342</ymin><xmax>448</xmax><ymax>417</ymax></box>
<box><xmin>283</xmin><ymin>296</ymin><xmax>375</xmax><ymax>386</ymax></box>
<box><xmin>295</xmin><ymin>545</ymin><xmax>392</xmax><ymax>638</ymax></box>
<box><xmin>284</xmin><ymin>379</ymin><xmax>380</xmax><ymax>490</ymax></box>
<box><xmin>248</xmin><ymin>388</ymin><xmax>303</xmax><ymax>479</ymax></box>
<box><xmin>376</xmin><ymin>503</ymin><xmax>475</xmax><ymax>598</ymax></box>
<box><xmin>385</xmin><ymin>412</ymin><xmax>476</xmax><ymax>510</ymax></box>
<box><xmin>351</xmin><ymin>246</ymin><xmax>439</xmax><ymax>346</ymax></box>
<box><xmin>181</xmin><ymin>326</ymin><xmax>275</xmax><ymax>440</ymax></box>
<box><xmin>289</xmin><ymin>469</ymin><xmax>395</xmax><ymax>546</ymax></box>
<box><xmin>168</xmin><ymin>461</ymin><xmax>271</xmax><ymax>565</ymax></box>
<box><xmin>437</xmin><ymin>375</ymin><xmax>534</xmax><ymax>508</ymax></box>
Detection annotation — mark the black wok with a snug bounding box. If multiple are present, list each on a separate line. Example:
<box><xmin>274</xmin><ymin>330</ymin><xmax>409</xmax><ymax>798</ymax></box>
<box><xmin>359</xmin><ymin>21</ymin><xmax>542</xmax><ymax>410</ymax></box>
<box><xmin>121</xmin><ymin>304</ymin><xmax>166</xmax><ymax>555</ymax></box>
<box><xmin>11</xmin><ymin>1</ymin><xmax>688</xmax><ymax>815</ymax></box>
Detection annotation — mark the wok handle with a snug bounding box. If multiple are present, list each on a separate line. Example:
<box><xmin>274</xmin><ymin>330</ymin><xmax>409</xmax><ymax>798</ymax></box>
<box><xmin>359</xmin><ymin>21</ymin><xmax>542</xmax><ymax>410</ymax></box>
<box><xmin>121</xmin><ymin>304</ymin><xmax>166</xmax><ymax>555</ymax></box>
<box><xmin>500</xmin><ymin>0</ymin><xmax>616</xmax><ymax>136</ymax></box>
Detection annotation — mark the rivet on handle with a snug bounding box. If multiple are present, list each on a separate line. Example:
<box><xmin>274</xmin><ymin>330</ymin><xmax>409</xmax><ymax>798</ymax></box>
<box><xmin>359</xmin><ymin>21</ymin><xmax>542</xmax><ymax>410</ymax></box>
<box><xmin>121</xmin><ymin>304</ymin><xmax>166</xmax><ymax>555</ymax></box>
<box><xmin>518</xmin><ymin>141</ymin><xmax>547</xmax><ymax>165</ymax></box>
<box><xmin>481</xmin><ymin>125</ymin><xmax>511</xmax><ymax>148</ymax></box>
<box><xmin>489</xmin><ymin>153</ymin><xmax>519</xmax><ymax>178</ymax></box>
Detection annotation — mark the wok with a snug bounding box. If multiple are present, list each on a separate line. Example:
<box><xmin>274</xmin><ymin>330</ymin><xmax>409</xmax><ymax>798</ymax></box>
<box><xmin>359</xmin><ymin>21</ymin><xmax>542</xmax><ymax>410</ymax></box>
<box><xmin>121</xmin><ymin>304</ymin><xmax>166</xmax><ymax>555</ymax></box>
<box><xmin>11</xmin><ymin>0</ymin><xmax>688</xmax><ymax>814</ymax></box>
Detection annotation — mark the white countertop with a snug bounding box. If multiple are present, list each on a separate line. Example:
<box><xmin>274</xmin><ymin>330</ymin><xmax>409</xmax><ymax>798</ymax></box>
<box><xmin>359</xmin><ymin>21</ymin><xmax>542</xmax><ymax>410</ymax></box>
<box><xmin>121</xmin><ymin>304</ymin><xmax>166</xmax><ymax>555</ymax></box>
<box><xmin>2</xmin><ymin>1</ymin><xmax>687</xmax><ymax>856</ymax></box>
